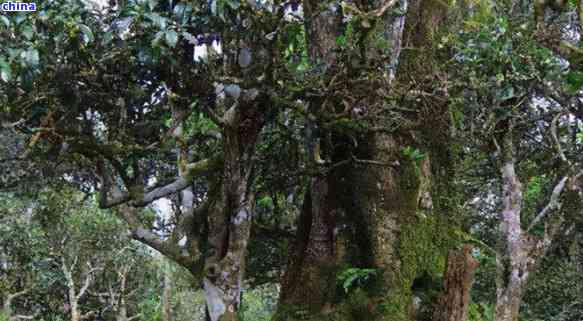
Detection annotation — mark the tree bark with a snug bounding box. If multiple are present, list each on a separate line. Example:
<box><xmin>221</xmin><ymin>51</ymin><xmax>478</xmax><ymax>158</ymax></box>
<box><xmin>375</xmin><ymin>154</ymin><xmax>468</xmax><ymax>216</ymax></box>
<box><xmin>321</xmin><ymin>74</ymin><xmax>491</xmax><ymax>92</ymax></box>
<box><xmin>275</xmin><ymin>0</ymin><xmax>456</xmax><ymax>320</ymax></box>
<box><xmin>433</xmin><ymin>245</ymin><xmax>479</xmax><ymax>321</ymax></box>
<box><xmin>494</xmin><ymin>136</ymin><xmax>528</xmax><ymax>321</ymax></box>
<box><xmin>162</xmin><ymin>268</ymin><xmax>173</xmax><ymax>321</ymax></box>
<box><xmin>273</xmin><ymin>1</ymin><xmax>342</xmax><ymax>319</ymax></box>
<box><xmin>203</xmin><ymin>94</ymin><xmax>266</xmax><ymax>321</ymax></box>
<box><xmin>575</xmin><ymin>228</ymin><xmax>583</xmax><ymax>307</ymax></box>
<box><xmin>61</xmin><ymin>258</ymin><xmax>97</xmax><ymax>321</ymax></box>
<box><xmin>493</xmin><ymin>128</ymin><xmax>573</xmax><ymax>321</ymax></box>
<box><xmin>276</xmin><ymin>177</ymin><xmax>337</xmax><ymax>318</ymax></box>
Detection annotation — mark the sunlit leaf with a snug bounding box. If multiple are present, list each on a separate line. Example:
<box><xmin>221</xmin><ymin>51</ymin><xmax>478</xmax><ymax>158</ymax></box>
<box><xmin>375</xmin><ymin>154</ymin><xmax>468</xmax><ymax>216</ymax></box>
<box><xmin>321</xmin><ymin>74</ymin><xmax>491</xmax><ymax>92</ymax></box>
<box><xmin>152</xmin><ymin>30</ymin><xmax>165</xmax><ymax>46</ymax></box>
<box><xmin>0</xmin><ymin>58</ymin><xmax>11</xmax><ymax>82</ymax></box>
<box><xmin>1</xmin><ymin>15</ymin><xmax>10</xmax><ymax>28</ymax></box>
<box><xmin>21</xmin><ymin>24</ymin><xmax>34</xmax><ymax>40</ymax></box>
<box><xmin>22</xmin><ymin>48</ymin><xmax>39</xmax><ymax>67</ymax></box>
<box><xmin>499</xmin><ymin>86</ymin><xmax>515</xmax><ymax>101</ymax></box>
<box><xmin>165</xmin><ymin>30</ymin><xmax>178</xmax><ymax>48</ymax></box>
<box><xmin>146</xmin><ymin>12</ymin><xmax>166</xmax><ymax>29</ymax></box>
<box><xmin>79</xmin><ymin>24</ymin><xmax>94</xmax><ymax>44</ymax></box>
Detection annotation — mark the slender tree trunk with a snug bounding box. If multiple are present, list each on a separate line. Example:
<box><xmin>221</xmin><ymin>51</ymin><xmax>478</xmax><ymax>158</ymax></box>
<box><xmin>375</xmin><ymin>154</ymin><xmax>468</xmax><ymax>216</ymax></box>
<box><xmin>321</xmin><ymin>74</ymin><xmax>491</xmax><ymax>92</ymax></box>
<box><xmin>493</xmin><ymin>129</ymin><xmax>572</xmax><ymax>321</ymax></box>
<box><xmin>116</xmin><ymin>302</ymin><xmax>128</xmax><ymax>321</ymax></box>
<box><xmin>114</xmin><ymin>265</ymin><xmax>140</xmax><ymax>321</ymax></box>
<box><xmin>493</xmin><ymin>131</ymin><xmax>531</xmax><ymax>321</ymax></box>
<box><xmin>61</xmin><ymin>259</ymin><xmax>96</xmax><ymax>321</ymax></box>
<box><xmin>2</xmin><ymin>290</ymin><xmax>35</xmax><ymax>321</ymax></box>
<box><xmin>162</xmin><ymin>269</ymin><xmax>173</xmax><ymax>321</ymax></box>
<box><xmin>203</xmin><ymin>95</ymin><xmax>266</xmax><ymax>321</ymax></box>
<box><xmin>576</xmin><ymin>229</ymin><xmax>583</xmax><ymax>292</ymax></box>
<box><xmin>69</xmin><ymin>298</ymin><xmax>81</xmax><ymax>321</ymax></box>
<box><xmin>2</xmin><ymin>295</ymin><xmax>14</xmax><ymax>320</ymax></box>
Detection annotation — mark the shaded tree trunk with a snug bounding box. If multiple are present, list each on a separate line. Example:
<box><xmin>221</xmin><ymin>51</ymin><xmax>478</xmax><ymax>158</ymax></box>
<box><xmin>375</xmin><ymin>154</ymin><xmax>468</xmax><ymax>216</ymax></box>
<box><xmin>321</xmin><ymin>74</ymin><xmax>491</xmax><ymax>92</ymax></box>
<box><xmin>341</xmin><ymin>132</ymin><xmax>444</xmax><ymax>321</ymax></box>
<box><xmin>433</xmin><ymin>245</ymin><xmax>479</xmax><ymax>321</ymax></box>
<box><xmin>275</xmin><ymin>0</ymin><xmax>456</xmax><ymax>320</ymax></box>
<box><xmin>273</xmin><ymin>1</ymin><xmax>342</xmax><ymax>319</ymax></box>
<box><xmin>273</xmin><ymin>0</ymin><xmax>341</xmax><ymax>318</ymax></box>
<box><xmin>276</xmin><ymin>177</ymin><xmax>337</xmax><ymax>318</ymax></box>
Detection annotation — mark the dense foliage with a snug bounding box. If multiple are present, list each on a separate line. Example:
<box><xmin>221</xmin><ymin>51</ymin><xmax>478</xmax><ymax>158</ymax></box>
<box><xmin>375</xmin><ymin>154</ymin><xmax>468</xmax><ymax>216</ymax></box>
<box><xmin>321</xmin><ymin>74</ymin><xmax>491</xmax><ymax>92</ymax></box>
<box><xmin>1</xmin><ymin>0</ymin><xmax>583</xmax><ymax>321</ymax></box>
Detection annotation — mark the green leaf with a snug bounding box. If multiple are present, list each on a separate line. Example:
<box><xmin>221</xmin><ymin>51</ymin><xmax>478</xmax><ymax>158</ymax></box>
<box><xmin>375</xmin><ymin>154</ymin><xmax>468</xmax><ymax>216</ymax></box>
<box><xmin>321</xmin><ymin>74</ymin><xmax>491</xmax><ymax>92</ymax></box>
<box><xmin>146</xmin><ymin>13</ymin><xmax>166</xmax><ymax>29</ymax></box>
<box><xmin>182</xmin><ymin>32</ymin><xmax>197</xmax><ymax>45</ymax></box>
<box><xmin>1</xmin><ymin>15</ymin><xmax>10</xmax><ymax>28</ymax></box>
<box><xmin>152</xmin><ymin>31</ymin><xmax>165</xmax><ymax>46</ymax></box>
<box><xmin>14</xmin><ymin>14</ymin><xmax>26</xmax><ymax>26</ymax></box>
<box><xmin>103</xmin><ymin>31</ymin><xmax>114</xmax><ymax>45</ymax></box>
<box><xmin>499</xmin><ymin>86</ymin><xmax>515</xmax><ymax>101</ymax></box>
<box><xmin>79</xmin><ymin>24</ymin><xmax>94</xmax><ymax>44</ymax></box>
<box><xmin>343</xmin><ymin>274</ymin><xmax>360</xmax><ymax>292</ymax></box>
<box><xmin>224</xmin><ymin>0</ymin><xmax>240</xmax><ymax>10</ymax></box>
<box><xmin>173</xmin><ymin>2</ymin><xmax>191</xmax><ymax>17</ymax></box>
<box><xmin>165</xmin><ymin>30</ymin><xmax>178</xmax><ymax>48</ymax></box>
<box><xmin>21</xmin><ymin>24</ymin><xmax>34</xmax><ymax>40</ymax></box>
<box><xmin>403</xmin><ymin>146</ymin><xmax>426</xmax><ymax>161</ymax></box>
<box><xmin>0</xmin><ymin>58</ymin><xmax>12</xmax><ymax>82</ymax></box>
<box><xmin>146</xmin><ymin>0</ymin><xmax>158</xmax><ymax>11</ymax></box>
<box><xmin>336</xmin><ymin>35</ymin><xmax>347</xmax><ymax>47</ymax></box>
<box><xmin>7</xmin><ymin>48</ymin><xmax>21</xmax><ymax>60</ymax></box>
<box><xmin>337</xmin><ymin>268</ymin><xmax>377</xmax><ymax>293</ymax></box>
<box><xmin>23</xmin><ymin>48</ymin><xmax>39</xmax><ymax>67</ymax></box>
<box><xmin>258</xmin><ymin>196</ymin><xmax>274</xmax><ymax>209</ymax></box>
<box><xmin>566</xmin><ymin>71</ymin><xmax>583</xmax><ymax>94</ymax></box>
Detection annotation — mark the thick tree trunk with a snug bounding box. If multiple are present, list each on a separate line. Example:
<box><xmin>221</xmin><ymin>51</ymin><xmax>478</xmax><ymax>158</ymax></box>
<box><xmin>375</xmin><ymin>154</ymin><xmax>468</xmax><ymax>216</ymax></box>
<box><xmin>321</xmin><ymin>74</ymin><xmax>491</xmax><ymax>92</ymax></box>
<box><xmin>343</xmin><ymin>133</ymin><xmax>443</xmax><ymax>321</ymax></box>
<box><xmin>273</xmin><ymin>0</ymin><xmax>341</xmax><ymax>318</ymax></box>
<box><xmin>433</xmin><ymin>245</ymin><xmax>479</xmax><ymax>321</ymax></box>
<box><xmin>276</xmin><ymin>177</ymin><xmax>337</xmax><ymax>318</ymax></box>
<box><xmin>275</xmin><ymin>0</ymin><xmax>456</xmax><ymax>320</ymax></box>
<box><xmin>203</xmin><ymin>198</ymin><xmax>253</xmax><ymax>321</ymax></box>
<box><xmin>273</xmin><ymin>1</ymin><xmax>342</xmax><ymax>319</ymax></box>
